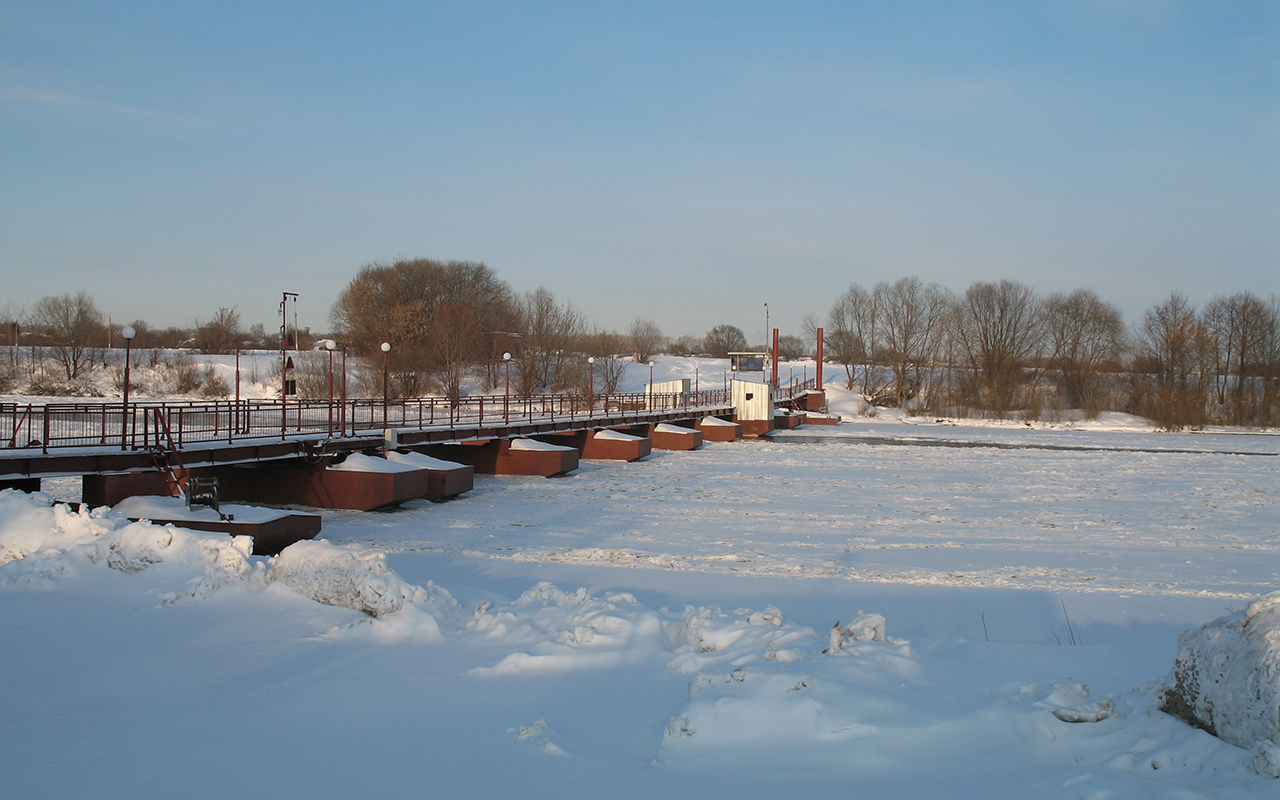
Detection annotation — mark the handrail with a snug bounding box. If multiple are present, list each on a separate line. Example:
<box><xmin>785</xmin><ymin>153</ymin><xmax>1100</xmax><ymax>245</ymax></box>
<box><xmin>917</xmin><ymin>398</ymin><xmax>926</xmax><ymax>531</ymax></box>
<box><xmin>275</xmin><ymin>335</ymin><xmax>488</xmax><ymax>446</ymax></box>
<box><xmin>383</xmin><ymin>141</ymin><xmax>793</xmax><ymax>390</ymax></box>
<box><xmin>0</xmin><ymin>389</ymin><xmax>740</xmax><ymax>453</ymax></box>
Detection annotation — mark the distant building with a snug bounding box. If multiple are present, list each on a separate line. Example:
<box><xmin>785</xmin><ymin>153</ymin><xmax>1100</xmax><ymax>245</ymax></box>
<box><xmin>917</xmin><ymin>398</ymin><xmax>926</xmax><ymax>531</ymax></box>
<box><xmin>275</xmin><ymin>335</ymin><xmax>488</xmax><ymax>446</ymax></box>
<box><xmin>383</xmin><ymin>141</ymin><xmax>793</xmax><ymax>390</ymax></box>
<box><xmin>728</xmin><ymin>352</ymin><xmax>766</xmax><ymax>374</ymax></box>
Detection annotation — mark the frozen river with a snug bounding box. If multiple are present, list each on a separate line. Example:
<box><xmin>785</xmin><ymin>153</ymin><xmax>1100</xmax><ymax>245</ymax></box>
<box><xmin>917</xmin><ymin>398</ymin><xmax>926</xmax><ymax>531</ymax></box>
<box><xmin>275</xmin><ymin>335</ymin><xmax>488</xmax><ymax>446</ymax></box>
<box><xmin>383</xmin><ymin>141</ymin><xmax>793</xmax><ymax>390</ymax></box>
<box><xmin>319</xmin><ymin>423</ymin><xmax>1280</xmax><ymax>600</ymax></box>
<box><xmin>14</xmin><ymin>418</ymin><xmax>1279</xmax><ymax>798</ymax></box>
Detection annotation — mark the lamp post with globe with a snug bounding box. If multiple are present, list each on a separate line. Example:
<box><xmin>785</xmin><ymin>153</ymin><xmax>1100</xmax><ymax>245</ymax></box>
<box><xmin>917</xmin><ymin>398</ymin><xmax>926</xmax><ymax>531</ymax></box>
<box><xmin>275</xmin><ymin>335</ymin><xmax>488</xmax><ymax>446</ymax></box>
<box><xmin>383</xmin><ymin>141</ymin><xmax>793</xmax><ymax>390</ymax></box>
<box><xmin>325</xmin><ymin>339</ymin><xmax>336</xmax><ymax>436</ymax></box>
<box><xmin>120</xmin><ymin>325</ymin><xmax>136</xmax><ymax>450</ymax></box>
<box><xmin>381</xmin><ymin>342</ymin><xmax>392</xmax><ymax>428</ymax></box>
<box><xmin>503</xmin><ymin>352</ymin><xmax>512</xmax><ymax>424</ymax></box>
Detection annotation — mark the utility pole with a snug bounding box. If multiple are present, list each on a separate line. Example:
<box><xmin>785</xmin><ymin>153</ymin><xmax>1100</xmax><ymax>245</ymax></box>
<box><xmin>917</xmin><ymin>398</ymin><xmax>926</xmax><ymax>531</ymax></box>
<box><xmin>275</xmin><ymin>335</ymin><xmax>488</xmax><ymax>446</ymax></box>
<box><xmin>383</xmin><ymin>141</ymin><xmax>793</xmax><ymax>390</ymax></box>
<box><xmin>280</xmin><ymin>291</ymin><xmax>298</xmax><ymax>439</ymax></box>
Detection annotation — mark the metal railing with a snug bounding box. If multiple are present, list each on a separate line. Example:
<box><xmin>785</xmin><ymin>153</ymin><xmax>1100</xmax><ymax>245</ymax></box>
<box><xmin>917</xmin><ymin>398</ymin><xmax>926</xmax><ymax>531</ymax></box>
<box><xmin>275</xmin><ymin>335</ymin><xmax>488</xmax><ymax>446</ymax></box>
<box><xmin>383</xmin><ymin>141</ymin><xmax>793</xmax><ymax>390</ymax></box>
<box><xmin>1</xmin><ymin>389</ymin><xmax>734</xmax><ymax>453</ymax></box>
<box><xmin>2</xmin><ymin>380</ymin><xmax>817</xmax><ymax>455</ymax></box>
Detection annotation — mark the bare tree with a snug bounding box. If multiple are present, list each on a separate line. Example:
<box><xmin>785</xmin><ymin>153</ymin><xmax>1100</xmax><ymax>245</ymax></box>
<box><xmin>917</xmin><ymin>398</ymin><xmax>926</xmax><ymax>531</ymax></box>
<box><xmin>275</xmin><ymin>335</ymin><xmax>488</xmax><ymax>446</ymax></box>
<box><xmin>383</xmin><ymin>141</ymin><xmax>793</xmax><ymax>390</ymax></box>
<box><xmin>666</xmin><ymin>335</ymin><xmax>702</xmax><ymax>356</ymax></box>
<box><xmin>1044</xmin><ymin>290</ymin><xmax>1125</xmax><ymax>418</ymax></box>
<box><xmin>331</xmin><ymin>258</ymin><xmax>516</xmax><ymax>397</ymax></box>
<box><xmin>876</xmin><ymin>277</ymin><xmax>952</xmax><ymax>409</ymax></box>
<box><xmin>1</xmin><ymin>303</ymin><xmax>24</xmax><ymax>380</ymax></box>
<box><xmin>1262</xmin><ymin>296</ymin><xmax>1280</xmax><ymax>427</ymax></box>
<box><xmin>1204</xmin><ymin>292</ymin><xmax>1275</xmax><ymax>425</ymax></box>
<box><xmin>776</xmin><ymin>334</ymin><xmax>806</xmax><ymax>361</ymax></box>
<box><xmin>193</xmin><ymin>307</ymin><xmax>244</xmax><ymax>354</ymax></box>
<box><xmin>581</xmin><ymin>328</ymin><xmax>628</xmax><ymax>394</ymax></box>
<box><xmin>428</xmin><ymin>298</ymin><xmax>484</xmax><ymax>403</ymax></box>
<box><xmin>799</xmin><ymin>312</ymin><xmax>820</xmax><ymax>358</ymax></box>
<box><xmin>513</xmin><ymin>288</ymin><xmax>584</xmax><ymax>394</ymax></box>
<box><xmin>703</xmin><ymin>324</ymin><xmax>747</xmax><ymax>358</ymax></box>
<box><xmin>955</xmin><ymin>280</ymin><xmax>1046</xmax><ymax>413</ymax></box>
<box><xmin>1132</xmin><ymin>292</ymin><xmax>1214</xmax><ymax>430</ymax></box>
<box><xmin>826</xmin><ymin>283</ymin><xmax>881</xmax><ymax>395</ymax></box>
<box><xmin>628</xmin><ymin>318</ymin><xmax>665</xmax><ymax>363</ymax></box>
<box><xmin>29</xmin><ymin>292</ymin><xmax>105</xmax><ymax>380</ymax></box>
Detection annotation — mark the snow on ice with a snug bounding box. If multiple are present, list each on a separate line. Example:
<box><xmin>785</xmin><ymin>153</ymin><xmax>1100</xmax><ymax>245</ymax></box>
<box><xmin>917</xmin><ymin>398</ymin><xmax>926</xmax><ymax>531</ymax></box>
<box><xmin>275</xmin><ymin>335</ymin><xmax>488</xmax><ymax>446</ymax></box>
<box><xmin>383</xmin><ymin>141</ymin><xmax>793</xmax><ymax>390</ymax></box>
<box><xmin>1</xmin><ymin>372</ymin><xmax>1278</xmax><ymax>797</ymax></box>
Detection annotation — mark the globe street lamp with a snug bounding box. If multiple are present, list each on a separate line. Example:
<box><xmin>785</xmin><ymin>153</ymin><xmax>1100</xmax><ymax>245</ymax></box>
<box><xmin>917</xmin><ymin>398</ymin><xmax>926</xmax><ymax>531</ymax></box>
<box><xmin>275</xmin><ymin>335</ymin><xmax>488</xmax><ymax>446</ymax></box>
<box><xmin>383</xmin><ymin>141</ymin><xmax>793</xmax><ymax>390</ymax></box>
<box><xmin>381</xmin><ymin>342</ymin><xmax>392</xmax><ymax>429</ymax></box>
<box><xmin>325</xmin><ymin>339</ymin><xmax>336</xmax><ymax>437</ymax></box>
<box><xmin>279</xmin><ymin>291</ymin><xmax>298</xmax><ymax>439</ymax></box>
<box><xmin>120</xmin><ymin>325</ymin><xmax>136</xmax><ymax>450</ymax></box>
<box><xmin>503</xmin><ymin>352</ymin><xmax>512</xmax><ymax>424</ymax></box>
<box><xmin>587</xmin><ymin>356</ymin><xmax>595</xmax><ymax>412</ymax></box>
<box><xmin>764</xmin><ymin>302</ymin><xmax>769</xmax><ymax>380</ymax></box>
<box><xmin>648</xmin><ymin>360</ymin><xmax>655</xmax><ymax>409</ymax></box>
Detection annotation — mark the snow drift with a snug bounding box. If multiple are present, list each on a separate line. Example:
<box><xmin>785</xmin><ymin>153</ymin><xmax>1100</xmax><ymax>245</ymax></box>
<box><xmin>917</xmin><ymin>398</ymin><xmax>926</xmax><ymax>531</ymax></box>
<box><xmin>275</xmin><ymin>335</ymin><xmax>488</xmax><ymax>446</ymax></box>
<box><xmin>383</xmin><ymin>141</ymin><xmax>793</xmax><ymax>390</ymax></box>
<box><xmin>3</xmin><ymin>477</ymin><xmax>1277</xmax><ymax>795</ymax></box>
<box><xmin>269</xmin><ymin>538</ymin><xmax>431</xmax><ymax>617</ymax></box>
<box><xmin>0</xmin><ymin>489</ymin><xmax>257</xmax><ymax>601</ymax></box>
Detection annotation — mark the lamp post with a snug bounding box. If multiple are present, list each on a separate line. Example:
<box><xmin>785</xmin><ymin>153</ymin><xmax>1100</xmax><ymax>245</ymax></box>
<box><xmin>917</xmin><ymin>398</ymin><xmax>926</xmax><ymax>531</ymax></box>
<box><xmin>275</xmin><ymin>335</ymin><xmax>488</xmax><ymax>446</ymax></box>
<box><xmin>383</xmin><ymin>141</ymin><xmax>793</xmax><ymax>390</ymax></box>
<box><xmin>587</xmin><ymin>356</ymin><xmax>595</xmax><ymax>412</ymax></box>
<box><xmin>235</xmin><ymin>348</ymin><xmax>241</xmax><ymax>434</ymax></box>
<box><xmin>648</xmin><ymin>360</ymin><xmax>655</xmax><ymax>409</ymax></box>
<box><xmin>503</xmin><ymin>352</ymin><xmax>512</xmax><ymax>424</ymax></box>
<box><xmin>120</xmin><ymin>326</ymin><xmax>136</xmax><ymax>450</ymax></box>
<box><xmin>381</xmin><ymin>342</ymin><xmax>391</xmax><ymax>429</ymax></box>
<box><xmin>325</xmin><ymin>339</ymin><xmax>336</xmax><ymax>437</ymax></box>
<box><xmin>279</xmin><ymin>291</ymin><xmax>298</xmax><ymax>439</ymax></box>
<box><xmin>340</xmin><ymin>347</ymin><xmax>348</xmax><ymax>436</ymax></box>
<box><xmin>764</xmin><ymin>302</ymin><xmax>770</xmax><ymax>384</ymax></box>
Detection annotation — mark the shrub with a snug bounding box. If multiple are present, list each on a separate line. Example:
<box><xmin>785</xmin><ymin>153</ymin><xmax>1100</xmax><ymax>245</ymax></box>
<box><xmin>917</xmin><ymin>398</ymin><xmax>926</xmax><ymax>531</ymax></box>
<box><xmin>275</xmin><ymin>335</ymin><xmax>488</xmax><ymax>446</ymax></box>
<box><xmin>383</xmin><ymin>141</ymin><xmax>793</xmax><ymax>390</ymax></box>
<box><xmin>200</xmin><ymin>369</ymin><xmax>230</xmax><ymax>398</ymax></box>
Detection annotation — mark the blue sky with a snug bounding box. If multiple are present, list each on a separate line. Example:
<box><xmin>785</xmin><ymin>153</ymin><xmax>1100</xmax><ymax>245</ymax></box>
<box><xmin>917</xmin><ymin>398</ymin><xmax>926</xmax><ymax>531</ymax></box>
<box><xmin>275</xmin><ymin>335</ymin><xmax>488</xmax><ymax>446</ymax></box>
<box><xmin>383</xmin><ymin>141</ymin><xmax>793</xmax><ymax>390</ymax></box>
<box><xmin>2</xmin><ymin>1</ymin><xmax>1276</xmax><ymax>342</ymax></box>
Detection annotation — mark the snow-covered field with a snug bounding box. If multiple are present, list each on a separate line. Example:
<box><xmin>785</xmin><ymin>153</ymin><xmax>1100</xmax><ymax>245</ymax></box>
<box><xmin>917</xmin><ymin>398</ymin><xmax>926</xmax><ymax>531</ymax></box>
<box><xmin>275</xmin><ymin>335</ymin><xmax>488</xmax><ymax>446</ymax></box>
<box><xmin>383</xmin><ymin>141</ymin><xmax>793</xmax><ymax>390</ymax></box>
<box><xmin>2</xmin><ymin>364</ymin><xmax>1277</xmax><ymax>798</ymax></box>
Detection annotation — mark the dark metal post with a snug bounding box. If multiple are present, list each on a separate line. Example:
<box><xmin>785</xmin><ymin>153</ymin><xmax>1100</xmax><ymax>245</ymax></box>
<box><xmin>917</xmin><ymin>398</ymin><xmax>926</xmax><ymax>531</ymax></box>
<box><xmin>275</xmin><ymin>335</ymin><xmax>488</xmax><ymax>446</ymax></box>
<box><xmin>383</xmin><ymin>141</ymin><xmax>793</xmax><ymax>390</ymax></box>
<box><xmin>816</xmin><ymin>327</ymin><xmax>824</xmax><ymax>390</ymax></box>
<box><xmin>279</xmin><ymin>291</ymin><xmax>297</xmax><ymax>440</ymax></box>
<box><xmin>381</xmin><ymin>342</ymin><xmax>391</xmax><ymax>429</ymax></box>
<box><xmin>281</xmin><ymin>350</ymin><xmax>288</xmax><ymax>440</ymax></box>
<box><xmin>235</xmin><ymin>348</ymin><xmax>241</xmax><ymax>435</ymax></box>
<box><xmin>771</xmin><ymin>328</ymin><xmax>779</xmax><ymax>387</ymax></box>
<box><xmin>326</xmin><ymin>340</ymin><xmax>335</xmax><ymax>437</ymax></box>
<box><xmin>503</xmin><ymin>352</ymin><xmax>512</xmax><ymax>424</ymax></box>
<box><xmin>121</xmin><ymin>326</ymin><xmax>135</xmax><ymax>450</ymax></box>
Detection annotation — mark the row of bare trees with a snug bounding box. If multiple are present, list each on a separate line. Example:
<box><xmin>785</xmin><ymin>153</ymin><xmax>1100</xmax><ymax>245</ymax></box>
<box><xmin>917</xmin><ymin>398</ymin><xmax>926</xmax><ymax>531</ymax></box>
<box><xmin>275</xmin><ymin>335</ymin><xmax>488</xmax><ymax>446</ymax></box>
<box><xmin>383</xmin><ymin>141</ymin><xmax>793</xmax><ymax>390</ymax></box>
<box><xmin>2</xmin><ymin>294</ymin><xmax>276</xmax><ymax>388</ymax></box>
<box><xmin>825</xmin><ymin>278</ymin><xmax>1279</xmax><ymax>429</ymax></box>
<box><xmin>9</xmin><ymin>267</ymin><xmax>1276</xmax><ymax>429</ymax></box>
<box><xmin>1131</xmin><ymin>292</ymin><xmax>1280</xmax><ymax>429</ymax></box>
<box><xmin>329</xmin><ymin>259</ymin><xmax>674</xmax><ymax>401</ymax></box>
<box><xmin>328</xmin><ymin>259</ymin><xmax>847</xmax><ymax>400</ymax></box>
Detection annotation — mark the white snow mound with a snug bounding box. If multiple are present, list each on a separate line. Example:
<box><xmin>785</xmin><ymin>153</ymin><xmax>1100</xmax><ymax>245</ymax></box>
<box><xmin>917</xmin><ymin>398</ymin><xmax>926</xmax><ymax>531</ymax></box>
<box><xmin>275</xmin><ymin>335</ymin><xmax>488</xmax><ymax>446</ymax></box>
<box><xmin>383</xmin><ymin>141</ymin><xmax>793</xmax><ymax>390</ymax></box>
<box><xmin>1162</xmin><ymin>591</ymin><xmax>1280</xmax><ymax>775</ymax></box>
<box><xmin>270</xmin><ymin>538</ymin><xmax>433</xmax><ymax>617</ymax></box>
<box><xmin>509</xmin><ymin>438</ymin><xmax>574</xmax><ymax>452</ymax></box>
<box><xmin>658</xmin><ymin>607</ymin><xmax>920</xmax><ymax>771</ymax></box>
<box><xmin>328</xmin><ymin>452</ymin><xmax>420</xmax><ymax>473</ymax></box>
<box><xmin>384</xmin><ymin>450</ymin><xmax>469</xmax><ymax>471</ymax></box>
<box><xmin>593</xmin><ymin>429</ymin><xmax>643</xmax><ymax>441</ymax></box>
<box><xmin>0</xmin><ymin>490</ymin><xmax>256</xmax><ymax>600</ymax></box>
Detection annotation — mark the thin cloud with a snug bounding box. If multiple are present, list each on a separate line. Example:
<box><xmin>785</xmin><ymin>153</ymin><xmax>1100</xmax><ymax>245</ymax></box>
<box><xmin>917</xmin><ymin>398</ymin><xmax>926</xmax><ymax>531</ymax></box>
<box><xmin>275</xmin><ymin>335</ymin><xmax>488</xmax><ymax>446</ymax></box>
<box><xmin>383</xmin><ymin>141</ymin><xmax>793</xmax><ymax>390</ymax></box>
<box><xmin>1</xmin><ymin>86</ymin><xmax>198</xmax><ymax>129</ymax></box>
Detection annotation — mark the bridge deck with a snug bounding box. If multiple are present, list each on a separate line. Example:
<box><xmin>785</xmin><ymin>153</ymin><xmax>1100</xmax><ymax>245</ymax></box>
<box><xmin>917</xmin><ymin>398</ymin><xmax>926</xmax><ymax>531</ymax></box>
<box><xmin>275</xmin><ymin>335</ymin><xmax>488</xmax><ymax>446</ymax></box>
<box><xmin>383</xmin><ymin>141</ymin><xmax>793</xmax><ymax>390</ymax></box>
<box><xmin>1</xmin><ymin>399</ymin><xmax>737</xmax><ymax>479</ymax></box>
<box><xmin>1</xmin><ymin>381</ymin><xmax>817</xmax><ymax>480</ymax></box>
